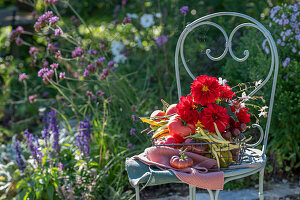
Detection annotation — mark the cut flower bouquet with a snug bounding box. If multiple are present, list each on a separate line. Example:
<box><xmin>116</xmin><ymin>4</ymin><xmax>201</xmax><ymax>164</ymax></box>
<box><xmin>141</xmin><ymin>75</ymin><xmax>268</xmax><ymax>168</ymax></box>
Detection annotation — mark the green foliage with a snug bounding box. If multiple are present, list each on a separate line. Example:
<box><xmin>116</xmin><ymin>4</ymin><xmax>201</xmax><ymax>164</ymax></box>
<box><xmin>222</xmin><ymin>10</ymin><xmax>299</xmax><ymax>174</ymax></box>
<box><xmin>0</xmin><ymin>0</ymin><xmax>298</xmax><ymax>199</ymax></box>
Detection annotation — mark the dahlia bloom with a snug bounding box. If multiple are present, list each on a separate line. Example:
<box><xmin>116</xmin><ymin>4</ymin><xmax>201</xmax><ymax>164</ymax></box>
<box><xmin>176</xmin><ymin>95</ymin><xmax>199</xmax><ymax>124</ymax></box>
<box><xmin>219</xmin><ymin>84</ymin><xmax>235</xmax><ymax>101</ymax></box>
<box><xmin>199</xmin><ymin>103</ymin><xmax>230</xmax><ymax>133</ymax></box>
<box><xmin>191</xmin><ymin>75</ymin><xmax>221</xmax><ymax>106</ymax></box>
<box><xmin>236</xmin><ymin>107</ymin><xmax>251</xmax><ymax>124</ymax></box>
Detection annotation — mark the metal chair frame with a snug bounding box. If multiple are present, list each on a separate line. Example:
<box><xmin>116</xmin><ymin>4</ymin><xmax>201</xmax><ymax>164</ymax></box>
<box><xmin>135</xmin><ymin>12</ymin><xmax>279</xmax><ymax>200</ymax></box>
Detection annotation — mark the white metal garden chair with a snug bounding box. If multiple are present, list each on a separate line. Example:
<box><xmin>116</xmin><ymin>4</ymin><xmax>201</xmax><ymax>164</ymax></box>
<box><xmin>126</xmin><ymin>12</ymin><xmax>278</xmax><ymax>200</ymax></box>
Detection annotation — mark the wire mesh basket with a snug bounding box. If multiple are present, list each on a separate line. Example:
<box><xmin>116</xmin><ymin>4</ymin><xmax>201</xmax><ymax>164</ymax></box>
<box><xmin>152</xmin><ymin>134</ymin><xmax>247</xmax><ymax>169</ymax></box>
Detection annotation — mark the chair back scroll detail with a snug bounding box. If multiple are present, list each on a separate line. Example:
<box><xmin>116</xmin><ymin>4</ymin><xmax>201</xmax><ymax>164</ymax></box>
<box><xmin>174</xmin><ymin>12</ymin><xmax>279</xmax><ymax>155</ymax></box>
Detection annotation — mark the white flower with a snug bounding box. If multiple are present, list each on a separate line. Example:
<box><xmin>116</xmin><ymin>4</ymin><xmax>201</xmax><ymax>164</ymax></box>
<box><xmin>258</xmin><ymin>106</ymin><xmax>268</xmax><ymax>118</ymax></box>
<box><xmin>111</xmin><ymin>41</ymin><xmax>124</xmax><ymax>56</ymax></box>
<box><xmin>258</xmin><ymin>111</ymin><xmax>268</xmax><ymax>117</ymax></box>
<box><xmin>127</xmin><ymin>13</ymin><xmax>138</xmax><ymax>19</ymax></box>
<box><xmin>255</xmin><ymin>80</ymin><xmax>262</xmax><ymax>87</ymax></box>
<box><xmin>113</xmin><ymin>54</ymin><xmax>127</xmax><ymax>64</ymax></box>
<box><xmin>240</xmin><ymin>103</ymin><xmax>245</xmax><ymax>108</ymax></box>
<box><xmin>218</xmin><ymin>77</ymin><xmax>227</xmax><ymax>86</ymax></box>
<box><xmin>155</xmin><ymin>13</ymin><xmax>162</xmax><ymax>18</ymax></box>
<box><xmin>140</xmin><ymin>14</ymin><xmax>154</xmax><ymax>28</ymax></box>
<box><xmin>242</xmin><ymin>92</ymin><xmax>250</xmax><ymax>101</ymax></box>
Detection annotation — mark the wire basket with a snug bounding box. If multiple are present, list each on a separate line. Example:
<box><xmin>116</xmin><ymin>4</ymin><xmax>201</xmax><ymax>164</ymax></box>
<box><xmin>152</xmin><ymin>134</ymin><xmax>247</xmax><ymax>169</ymax></box>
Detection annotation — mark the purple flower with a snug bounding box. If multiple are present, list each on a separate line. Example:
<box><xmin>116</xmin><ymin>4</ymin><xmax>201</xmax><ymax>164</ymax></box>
<box><xmin>43</xmin><ymin>69</ymin><xmax>54</xmax><ymax>83</ymax></box>
<box><xmin>24</xmin><ymin>129</ymin><xmax>43</xmax><ymax>167</ymax></box>
<box><xmin>122</xmin><ymin>0</ymin><xmax>128</xmax><ymax>6</ymax></box>
<box><xmin>9</xmin><ymin>26</ymin><xmax>24</xmax><ymax>40</ymax></box>
<box><xmin>87</xmin><ymin>63</ymin><xmax>96</xmax><ymax>72</ymax></box>
<box><xmin>180</xmin><ymin>6</ymin><xmax>189</xmax><ymax>16</ymax></box>
<box><xmin>43</xmin><ymin>61</ymin><xmax>49</xmax><ymax>67</ymax></box>
<box><xmin>108</xmin><ymin>60</ymin><xmax>114</xmax><ymax>67</ymax></box>
<box><xmin>29</xmin><ymin>46</ymin><xmax>39</xmax><ymax>57</ymax></box>
<box><xmin>86</xmin><ymin>91</ymin><xmax>93</xmax><ymax>96</ymax></box>
<box><xmin>49</xmin><ymin>110</ymin><xmax>60</xmax><ymax>159</ymax></box>
<box><xmin>14</xmin><ymin>140</ymin><xmax>26</xmax><ymax>171</ymax></box>
<box><xmin>70</xmin><ymin>15</ymin><xmax>79</xmax><ymax>24</ymax></box>
<box><xmin>96</xmin><ymin>90</ymin><xmax>104</xmax><ymax>97</ymax></box>
<box><xmin>16</xmin><ymin>37</ymin><xmax>23</xmax><ymax>46</ymax></box>
<box><xmin>88</xmin><ymin>49</ymin><xmax>98</xmax><ymax>55</ymax></box>
<box><xmin>110</xmin><ymin>67</ymin><xmax>117</xmax><ymax>72</ymax></box>
<box><xmin>95</xmin><ymin>57</ymin><xmax>105</xmax><ymax>67</ymax></box>
<box><xmin>50</xmin><ymin>63</ymin><xmax>59</xmax><ymax>69</ymax></box>
<box><xmin>282</xmin><ymin>57</ymin><xmax>291</xmax><ymax>67</ymax></box>
<box><xmin>55</xmin><ymin>50</ymin><xmax>62</xmax><ymax>58</ymax></box>
<box><xmin>114</xmin><ymin>19</ymin><xmax>120</xmax><ymax>25</ymax></box>
<box><xmin>19</xmin><ymin>73</ymin><xmax>28</xmax><ymax>82</ymax></box>
<box><xmin>38</xmin><ymin>68</ymin><xmax>49</xmax><ymax>77</ymax></box>
<box><xmin>127</xmin><ymin>143</ymin><xmax>136</xmax><ymax>149</ymax></box>
<box><xmin>130</xmin><ymin>128</ymin><xmax>136</xmax><ymax>135</ymax></box>
<box><xmin>100</xmin><ymin>68</ymin><xmax>109</xmax><ymax>80</ymax></box>
<box><xmin>276</xmin><ymin>39</ymin><xmax>281</xmax><ymax>44</ymax></box>
<box><xmin>29</xmin><ymin>94</ymin><xmax>37</xmax><ymax>103</ymax></box>
<box><xmin>76</xmin><ymin>119</ymin><xmax>92</xmax><ymax>157</ymax></box>
<box><xmin>123</xmin><ymin>17</ymin><xmax>131</xmax><ymax>25</ymax></box>
<box><xmin>132</xmin><ymin>115</ymin><xmax>138</xmax><ymax>121</ymax></box>
<box><xmin>49</xmin><ymin>16</ymin><xmax>59</xmax><ymax>25</ymax></box>
<box><xmin>34</xmin><ymin>11</ymin><xmax>54</xmax><ymax>32</ymax></box>
<box><xmin>83</xmin><ymin>69</ymin><xmax>90</xmax><ymax>78</ymax></box>
<box><xmin>59</xmin><ymin>72</ymin><xmax>65</xmax><ymax>80</ymax></box>
<box><xmin>72</xmin><ymin>47</ymin><xmax>84</xmax><ymax>58</ymax></box>
<box><xmin>47</xmin><ymin>43</ymin><xmax>58</xmax><ymax>53</ymax></box>
<box><xmin>156</xmin><ymin>35</ymin><xmax>168</xmax><ymax>46</ymax></box>
<box><xmin>54</xmin><ymin>28</ymin><xmax>62</xmax><ymax>36</ymax></box>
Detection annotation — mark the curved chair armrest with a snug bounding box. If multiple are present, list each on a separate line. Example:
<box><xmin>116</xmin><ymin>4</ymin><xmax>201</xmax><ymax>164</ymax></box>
<box><xmin>246</xmin><ymin>124</ymin><xmax>264</xmax><ymax>148</ymax></box>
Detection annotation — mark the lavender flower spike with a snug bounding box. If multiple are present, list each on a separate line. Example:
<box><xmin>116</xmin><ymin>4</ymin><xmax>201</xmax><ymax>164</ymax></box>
<box><xmin>76</xmin><ymin>118</ymin><xmax>92</xmax><ymax>157</ymax></box>
<box><xmin>14</xmin><ymin>140</ymin><xmax>26</xmax><ymax>171</ymax></box>
<box><xmin>24</xmin><ymin>129</ymin><xmax>42</xmax><ymax>167</ymax></box>
<box><xmin>49</xmin><ymin>110</ymin><xmax>60</xmax><ymax>157</ymax></box>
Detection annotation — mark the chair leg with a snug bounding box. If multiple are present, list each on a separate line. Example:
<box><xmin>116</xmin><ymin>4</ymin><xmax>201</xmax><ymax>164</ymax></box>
<box><xmin>135</xmin><ymin>186</ymin><xmax>140</xmax><ymax>200</ymax></box>
<box><xmin>259</xmin><ymin>168</ymin><xmax>264</xmax><ymax>200</ymax></box>
<box><xmin>189</xmin><ymin>185</ymin><xmax>196</xmax><ymax>200</ymax></box>
<box><xmin>207</xmin><ymin>189</ymin><xmax>220</xmax><ymax>200</ymax></box>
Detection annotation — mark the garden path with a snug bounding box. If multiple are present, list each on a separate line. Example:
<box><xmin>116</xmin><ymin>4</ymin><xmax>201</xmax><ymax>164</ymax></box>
<box><xmin>152</xmin><ymin>182</ymin><xmax>300</xmax><ymax>200</ymax></box>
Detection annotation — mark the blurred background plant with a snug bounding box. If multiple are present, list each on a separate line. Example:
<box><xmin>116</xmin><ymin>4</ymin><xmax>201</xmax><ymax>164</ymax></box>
<box><xmin>0</xmin><ymin>0</ymin><xmax>299</xmax><ymax>199</ymax></box>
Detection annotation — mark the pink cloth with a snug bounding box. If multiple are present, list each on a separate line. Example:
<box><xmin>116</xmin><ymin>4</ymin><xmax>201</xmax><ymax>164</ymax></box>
<box><xmin>133</xmin><ymin>146</ymin><xmax>224</xmax><ymax>190</ymax></box>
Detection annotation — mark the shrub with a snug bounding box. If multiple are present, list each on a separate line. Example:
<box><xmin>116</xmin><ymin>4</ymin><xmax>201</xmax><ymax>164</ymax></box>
<box><xmin>223</xmin><ymin>2</ymin><xmax>300</xmax><ymax>175</ymax></box>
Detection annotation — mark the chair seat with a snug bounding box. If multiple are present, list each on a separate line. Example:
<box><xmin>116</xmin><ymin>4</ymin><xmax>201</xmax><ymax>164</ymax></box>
<box><xmin>125</xmin><ymin>148</ymin><xmax>266</xmax><ymax>188</ymax></box>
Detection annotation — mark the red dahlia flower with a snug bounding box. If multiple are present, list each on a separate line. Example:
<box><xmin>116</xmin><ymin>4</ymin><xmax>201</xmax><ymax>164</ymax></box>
<box><xmin>191</xmin><ymin>75</ymin><xmax>220</xmax><ymax>106</ymax></box>
<box><xmin>220</xmin><ymin>84</ymin><xmax>235</xmax><ymax>101</ymax></box>
<box><xmin>176</xmin><ymin>95</ymin><xmax>199</xmax><ymax>124</ymax></box>
<box><xmin>236</xmin><ymin>107</ymin><xmax>251</xmax><ymax>124</ymax></box>
<box><xmin>199</xmin><ymin>103</ymin><xmax>230</xmax><ymax>133</ymax></box>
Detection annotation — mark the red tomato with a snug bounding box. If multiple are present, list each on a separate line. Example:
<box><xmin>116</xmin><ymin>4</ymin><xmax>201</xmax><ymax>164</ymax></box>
<box><xmin>166</xmin><ymin>104</ymin><xmax>177</xmax><ymax>115</ymax></box>
<box><xmin>168</xmin><ymin>115</ymin><xmax>195</xmax><ymax>141</ymax></box>
<box><xmin>155</xmin><ymin>135</ymin><xmax>182</xmax><ymax>149</ymax></box>
<box><xmin>170</xmin><ymin>154</ymin><xmax>193</xmax><ymax>169</ymax></box>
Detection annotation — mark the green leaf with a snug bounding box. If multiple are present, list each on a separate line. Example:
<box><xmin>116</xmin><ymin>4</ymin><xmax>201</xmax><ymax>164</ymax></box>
<box><xmin>47</xmin><ymin>185</ymin><xmax>54</xmax><ymax>200</ymax></box>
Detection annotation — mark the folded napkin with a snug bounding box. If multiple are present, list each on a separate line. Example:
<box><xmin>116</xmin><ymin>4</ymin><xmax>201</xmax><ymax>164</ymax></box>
<box><xmin>133</xmin><ymin>146</ymin><xmax>224</xmax><ymax>190</ymax></box>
